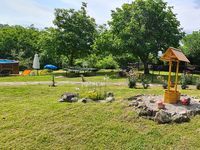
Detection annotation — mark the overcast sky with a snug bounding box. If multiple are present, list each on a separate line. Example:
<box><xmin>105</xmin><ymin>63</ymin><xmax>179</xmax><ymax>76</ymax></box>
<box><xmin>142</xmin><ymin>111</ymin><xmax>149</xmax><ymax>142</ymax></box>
<box><xmin>0</xmin><ymin>0</ymin><xmax>200</xmax><ymax>33</ymax></box>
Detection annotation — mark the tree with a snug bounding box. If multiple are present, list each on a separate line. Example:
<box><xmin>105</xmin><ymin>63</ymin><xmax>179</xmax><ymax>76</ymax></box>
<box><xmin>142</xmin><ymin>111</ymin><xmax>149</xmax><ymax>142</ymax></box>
<box><xmin>181</xmin><ymin>31</ymin><xmax>200</xmax><ymax>66</ymax></box>
<box><xmin>53</xmin><ymin>2</ymin><xmax>97</xmax><ymax>66</ymax></box>
<box><xmin>108</xmin><ymin>0</ymin><xmax>184</xmax><ymax>74</ymax></box>
<box><xmin>0</xmin><ymin>25</ymin><xmax>41</xmax><ymax>68</ymax></box>
<box><xmin>37</xmin><ymin>27</ymin><xmax>63</xmax><ymax>67</ymax></box>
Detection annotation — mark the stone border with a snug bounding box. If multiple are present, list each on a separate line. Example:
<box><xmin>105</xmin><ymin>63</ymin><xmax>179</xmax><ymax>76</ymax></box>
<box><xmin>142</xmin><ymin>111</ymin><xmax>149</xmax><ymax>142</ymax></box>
<box><xmin>127</xmin><ymin>94</ymin><xmax>200</xmax><ymax>124</ymax></box>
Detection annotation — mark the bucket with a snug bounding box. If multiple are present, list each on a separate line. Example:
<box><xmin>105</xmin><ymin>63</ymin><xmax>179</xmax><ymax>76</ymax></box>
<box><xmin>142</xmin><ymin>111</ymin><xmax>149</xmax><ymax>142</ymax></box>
<box><xmin>164</xmin><ymin>90</ymin><xmax>180</xmax><ymax>104</ymax></box>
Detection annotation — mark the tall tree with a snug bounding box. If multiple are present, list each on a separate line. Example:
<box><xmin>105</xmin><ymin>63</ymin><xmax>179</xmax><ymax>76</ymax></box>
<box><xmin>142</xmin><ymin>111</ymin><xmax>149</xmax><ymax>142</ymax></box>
<box><xmin>0</xmin><ymin>25</ymin><xmax>40</xmax><ymax>68</ymax></box>
<box><xmin>37</xmin><ymin>27</ymin><xmax>62</xmax><ymax>67</ymax></box>
<box><xmin>181</xmin><ymin>31</ymin><xmax>200</xmax><ymax>66</ymax></box>
<box><xmin>109</xmin><ymin>0</ymin><xmax>184</xmax><ymax>74</ymax></box>
<box><xmin>53</xmin><ymin>2</ymin><xmax>97</xmax><ymax>66</ymax></box>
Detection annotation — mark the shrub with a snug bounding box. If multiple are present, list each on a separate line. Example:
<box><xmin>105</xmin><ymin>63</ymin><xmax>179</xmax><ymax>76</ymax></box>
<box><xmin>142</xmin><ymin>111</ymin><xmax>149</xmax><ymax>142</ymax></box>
<box><xmin>127</xmin><ymin>71</ymin><xmax>137</xmax><ymax>88</ymax></box>
<box><xmin>181</xmin><ymin>74</ymin><xmax>189</xmax><ymax>90</ymax></box>
<box><xmin>128</xmin><ymin>77</ymin><xmax>136</xmax><ymax>88</ymax></box>
<box><xmin>141</xmin><ymin>75</ymin><xmax>150</xmax><ymax>89</ymax></box>
<box><xmin>97</xmin><ymin>55</ymin><xmax>119</xmax><ymax>69</ymax></box>
<box><xmin>196</xmin><ymin>83</ymin><xmax>200</xmax><ymax>90</ymax></box>
<box><xmin>142</xmin><ymin>80</ymin><xmax>150</xmax><ymax>89</ymax></box>
<box><xmin>40</xmin><ymin>69</ymin><xmax>52</xmax><ymax>75</ymax></box>
<box><xmin>180</xmin><ymin>73</ymin><xmax>193</xmax><ymax>85</ymax></box>
<box><xmin>157</xmin><ymin>76</ymin><xmax>168</xmax><ymax>89</ymax></box>
<box><xmin>75</xmin><ymin>54</ymin><xmax>99</xmax><ymax>68</ymax></box>
<box><xmin>82</xmin><ymin>90</ymin><xmax>105</xmax><ymax>101</ymax></box>
<box><xmin>162</xmin><ymin>83</ymin><xmax>168</xmax><ymax>89</ymax></box>
<box><xmin>79</xmin><ymin>80</ymin><xmax>109</xmax><ymax>101</ymax></box>
<box><xmin>196</xmin><ymin>78</ymin><xmax>200</xmax><ymax>90</ymax></box>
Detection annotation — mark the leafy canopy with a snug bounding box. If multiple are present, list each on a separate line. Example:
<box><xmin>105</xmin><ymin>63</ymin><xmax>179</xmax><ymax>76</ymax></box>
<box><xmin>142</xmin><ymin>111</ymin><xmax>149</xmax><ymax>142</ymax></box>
<box><xmin>108</xmin><ymin>0</ymin><xmax>184</xmax><ymax>73</ymax></box>
<box><xmin>53</xmin><ymin>2</ymin><xmax>97</xmax><ymax>66</ymax></box>
<box><xmin>182</xmin><ymin>31</ymin><xmax>200</xmax><ymax>65</ymax></box>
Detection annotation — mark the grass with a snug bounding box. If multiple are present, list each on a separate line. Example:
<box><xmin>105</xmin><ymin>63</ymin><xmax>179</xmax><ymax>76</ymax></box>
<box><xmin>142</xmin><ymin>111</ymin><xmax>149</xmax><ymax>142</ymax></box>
<box><xmin>0</xmin><ymin>70</ymin><xmax>199</xmax><ymax>86</ymax></box>
<box><xmin>0</xmin><ymin>83</ymin><xmax>200</xmax><ymax>149</ymax></box>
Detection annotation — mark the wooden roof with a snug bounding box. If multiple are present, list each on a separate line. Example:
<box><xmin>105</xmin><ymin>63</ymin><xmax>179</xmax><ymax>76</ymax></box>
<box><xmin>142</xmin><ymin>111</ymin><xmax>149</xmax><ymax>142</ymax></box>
<box><xmin>160</xmin><ymin>47</ymin><xmax>190</xmax><ymax>63</ymax></box>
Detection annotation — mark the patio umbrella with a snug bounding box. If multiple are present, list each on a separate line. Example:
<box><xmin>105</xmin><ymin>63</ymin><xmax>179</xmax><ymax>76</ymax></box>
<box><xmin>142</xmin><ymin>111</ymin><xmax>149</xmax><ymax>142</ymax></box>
<box><xmin>44</xmin><ymin>64</ymin><xmax>58</xmax><ymax>70</ymax></box>
<box><xmin>33</xmin><ymin>54</ymin><xmax>40</xmax><ymax>75</ymax></box>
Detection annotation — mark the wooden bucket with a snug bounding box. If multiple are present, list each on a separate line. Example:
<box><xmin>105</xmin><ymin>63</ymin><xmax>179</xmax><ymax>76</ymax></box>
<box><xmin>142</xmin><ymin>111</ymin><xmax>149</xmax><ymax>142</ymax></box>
<box><xmin>164</xmin><ymin>90</ymin><xmax>180</xmax><ymax>104</ymax></box>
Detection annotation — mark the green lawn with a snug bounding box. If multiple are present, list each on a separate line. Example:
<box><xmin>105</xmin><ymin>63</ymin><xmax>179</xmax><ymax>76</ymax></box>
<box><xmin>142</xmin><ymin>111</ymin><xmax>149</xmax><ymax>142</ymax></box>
<box><xmin>0</xmin><ymin>69</ymin><xmax>126</xmax><ymax>83</ymax></box>
<box><xmin>0</xmin><ymin>70</ymin><xmax>199</xmax><ymax>85</ymax></box>
<box><xmin>0</xmin><ymin>84</ymin><xmax>200</xmax><ymax>149</ymax></box>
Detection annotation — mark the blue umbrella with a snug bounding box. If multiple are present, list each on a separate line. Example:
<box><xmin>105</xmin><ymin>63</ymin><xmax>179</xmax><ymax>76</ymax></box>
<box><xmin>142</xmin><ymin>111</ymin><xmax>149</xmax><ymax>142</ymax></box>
<box><xmin>44</xmin><ymin>64</ymin><xmax>58</xmax><ymax>70</ymax></box>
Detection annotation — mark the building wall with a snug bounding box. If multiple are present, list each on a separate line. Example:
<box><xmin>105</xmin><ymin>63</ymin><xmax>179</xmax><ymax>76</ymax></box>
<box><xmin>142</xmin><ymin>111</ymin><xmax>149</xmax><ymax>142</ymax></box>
<box><xmin>0</xmin><ymin>63</ymin><xmax>19</xmax><ymax>74</ymax></box>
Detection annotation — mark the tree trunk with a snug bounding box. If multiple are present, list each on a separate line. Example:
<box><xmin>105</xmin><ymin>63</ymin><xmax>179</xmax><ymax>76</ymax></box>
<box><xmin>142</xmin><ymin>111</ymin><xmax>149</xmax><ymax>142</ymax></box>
<box><xmin>140</xmin><ymin>54</ymin><xmax>150</xmax><ymax>75</ymax></box>
<box><xmin>68</xmin><ymin>54</ymin><xmax>74</xmax><ymax>67</ymax></box>
<box><xmin>143</xmin><ymin>62</ymin><xmax>149</xmax><ymax>74</ymax></box>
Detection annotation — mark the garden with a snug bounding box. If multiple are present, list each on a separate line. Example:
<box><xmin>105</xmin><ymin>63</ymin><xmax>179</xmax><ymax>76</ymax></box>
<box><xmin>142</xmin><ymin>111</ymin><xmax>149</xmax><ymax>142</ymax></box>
<box><xmin>1</xmin><ymin>0</ymin><xmax>200</xmax><ymax>149</ymax></box>
<box><xmin>1</xmin><ymin>73</ymin><xmax>200</xmax><ymax>149</ymax></box>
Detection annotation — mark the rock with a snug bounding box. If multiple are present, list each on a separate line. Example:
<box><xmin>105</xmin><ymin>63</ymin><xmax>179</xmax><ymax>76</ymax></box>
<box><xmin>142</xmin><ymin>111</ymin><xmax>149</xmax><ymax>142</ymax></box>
<box><xmin>137</xmin><ymin>108</ymin><xmax>153</xmax><ymax>117</ymax></box>
<box><xmin>127</xmin><ymin>95</ymin><xmax>143</xmax><ymax>101</ymax></box>
<box><xmin>137</xmin><ymin>109</ymin><xmax>148</xmax><ymax>117</ymax></box>
<box><xmin>136</xmin><ymin>98</ymin><xmax>143</xmax><ymax>102</ymax></box>
<box><xmin>127</xmin><ymin>96</ymin><xmax>137</xmax><ymax>101</ymax></box>
<box><xmin>172</xmin><ymin>114</ymin><xmax>190</xmax><ymax>123</ymax></box>
<box><xmin>105</xmin><ymin>96</ymin><xmax>115</xmax><ymax>103</ymax></box>
<box><xmin>59</xmin><ymin>93</ymin><xmax>78</xmax><ymax>102</ymax></box>
<box><xmin>106</xmin><ymin>92</ymin><xmax>114</xmax><ymax>97</ymax></box>
<box><xmin>179</xmin><ymin>110</ymin><xmax>187</xmax><ymax>116</ymax></box>
<box><xmin>152</xmin><ymin>110</ymin><xmax>159</xmax><ymax>117</ymax></box>
<box><xmin>154</xmin><ymin>110</ymin><xmax>171</xmax><ymax>124</ymax></box>
<box><xmin>78</xmin><ymin>98</ymin><xmax>93</xmax><ymax>103</ymax></box>
<box><xmin>149</xmin><ymin>99</ymin><xmax>155</xmax><ymax>103</ymax></box>
<box><xmin>187</xmin><ymin>110</ymin><xmax>196</xmax><ymax>117</ymax></box>
<box><xmin>137</xmin><ymin>102</ymin><xmax>146</xmax><ymax>109</ymax></box>
<box><xmin>195</xmin><ymin>109</ymin><xmax>200</xmax><ymax>115</ymax></box>
<box><xmin>71</xmin><ymin>97</ymin><xmax>78</xmax><ymax>102</ymax></box>
<box><xmin>129</xmin><ymin>101</ymin><xmax>139</xmax><ymax>107</ymax></box>
<box><xmin>157</xmin><ymin>101</ymin><xmax>165</xmax><ymax>110</ymax></box>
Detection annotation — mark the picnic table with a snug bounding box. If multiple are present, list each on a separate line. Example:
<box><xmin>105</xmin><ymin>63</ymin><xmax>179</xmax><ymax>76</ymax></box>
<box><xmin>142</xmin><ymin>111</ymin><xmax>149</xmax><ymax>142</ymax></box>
<box><xmin>64</xmin><ymin>67</ymin><xmax>99</xmax><ymax>77</ymax></box>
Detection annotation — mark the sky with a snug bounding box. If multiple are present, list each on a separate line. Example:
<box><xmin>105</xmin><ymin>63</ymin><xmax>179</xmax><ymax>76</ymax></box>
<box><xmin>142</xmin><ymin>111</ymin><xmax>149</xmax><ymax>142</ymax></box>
<box><xmin>0</xmin><ymin>0</ymin><xmax>200</xmax><ymax>33</ymax></box>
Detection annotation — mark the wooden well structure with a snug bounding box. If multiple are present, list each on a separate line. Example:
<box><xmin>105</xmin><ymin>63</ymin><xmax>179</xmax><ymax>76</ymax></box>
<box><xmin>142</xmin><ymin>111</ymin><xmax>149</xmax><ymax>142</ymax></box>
<box><xmin>160</xmin><ymin>47</ymin><xmax>190</xmax><ymax>104</ymax></box>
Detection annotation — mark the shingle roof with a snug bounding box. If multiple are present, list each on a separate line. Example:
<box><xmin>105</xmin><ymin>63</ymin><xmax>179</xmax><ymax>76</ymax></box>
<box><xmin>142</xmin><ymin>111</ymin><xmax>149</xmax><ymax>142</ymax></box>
<box><xmin>160</xmin><ymin>47</ymin><xmax>190</xmax><ymax>63</ymax></box>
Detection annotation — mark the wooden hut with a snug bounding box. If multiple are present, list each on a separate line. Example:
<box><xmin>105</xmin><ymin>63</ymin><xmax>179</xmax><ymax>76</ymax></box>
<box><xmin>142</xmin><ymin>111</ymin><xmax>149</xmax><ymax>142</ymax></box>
<box><xmin>0</xmin><ymin>59</ymin><xmax>19</xmax><ymax>75</ymax></box>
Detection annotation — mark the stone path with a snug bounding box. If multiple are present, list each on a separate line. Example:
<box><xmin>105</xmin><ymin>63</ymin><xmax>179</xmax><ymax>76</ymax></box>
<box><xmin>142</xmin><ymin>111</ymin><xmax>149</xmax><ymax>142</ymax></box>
<box><xmin>0</xmin><ymin>81</ymin><xmax>127</xmax><ymax>86</ymax></box>
<box><xmin>0</xmin><ymin>81</ymin><xmax>197</xmax><ymax>89</ymax></box>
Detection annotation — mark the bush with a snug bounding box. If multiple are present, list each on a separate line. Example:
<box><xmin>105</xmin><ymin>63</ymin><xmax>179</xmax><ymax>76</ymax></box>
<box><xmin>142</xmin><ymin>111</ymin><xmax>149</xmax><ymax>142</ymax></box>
<box><xmin>142</xmin><ymin>80</ymin><xmax>150</xmax><ymax>89</ymax></box>
<box><xmin>97</xmin><ymin>55</ymin><xmax>119</xmax><ymax>69</ymax></box>
<box><xmin>75</xmin><ymin>54</ymin><xmax>99</xmax><ymax>68</ymax></box>
<box><xmin>196</xmin><ymin>78</ymin><xmax>200</xmax><ymax>90</ymax></box>
<box><xmin>141</xmin><ymin>75</ymin><xmax>150</xmax><ymax>89</ymax></box>
<box><xmin>181</xmin><ymin>73</ymin><xmax>193</xmax><ymax>85</ymax></box>
<box><xmin>40</xmin><ymin>69</ymin><xmax>52</xmax><ymax>75</ymax></box>
<box><xmin>127</xmin><ymin>71</ymin><xmax>137</xmax><ymax>88</ymax></box>
<box><xmin>196</xmin><ymin>83</ymin><xmax>200</xmax><ymax>90</ymax></box>
<box><xmin>128</xmin><ymin>77</ymin><xmax>136</xmax><ymax>88</ymax></box>
<box><xmin>162</xmin><ymin>83</ymin><xmax>168</xmax><ymax>89</ymax></box>
<box><xmin>81</xmin><ymin>90</ymin><xmax>105</xmax><ymax>101</ymax></box>
<box><xmin>181</xmin><ymin>74</ymin><xmax>189</xmax><ymax>90</ymax></box>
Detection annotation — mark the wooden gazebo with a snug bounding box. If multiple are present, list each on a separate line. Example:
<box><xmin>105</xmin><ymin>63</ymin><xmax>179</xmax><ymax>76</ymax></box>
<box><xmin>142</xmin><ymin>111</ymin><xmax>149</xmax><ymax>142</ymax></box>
<box><xmin>160</xmin><ymin>47</ymin><xmax>190</xmax><ymax>104</ymax></box>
